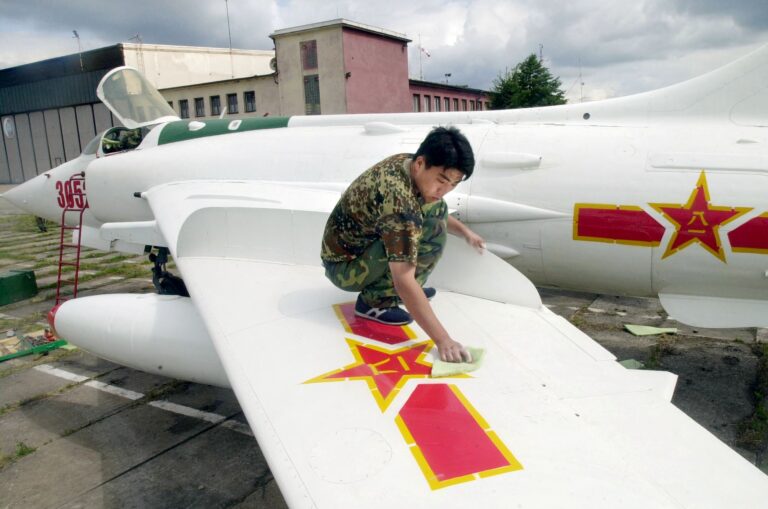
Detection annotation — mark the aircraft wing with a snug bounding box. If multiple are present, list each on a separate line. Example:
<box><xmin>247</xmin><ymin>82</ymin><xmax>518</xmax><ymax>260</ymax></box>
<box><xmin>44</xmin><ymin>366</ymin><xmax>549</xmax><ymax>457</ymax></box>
<box><xmin>144</xmin><ymin>181</ymin><xmax>768</xmax><ymax>508</ymax></box>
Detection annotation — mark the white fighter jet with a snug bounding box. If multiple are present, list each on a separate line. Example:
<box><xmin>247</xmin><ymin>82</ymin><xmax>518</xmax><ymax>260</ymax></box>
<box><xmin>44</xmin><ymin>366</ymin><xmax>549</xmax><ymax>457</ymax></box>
<box><xmin>3</xmin><ymin>45</ymin><xmax>768</xmax><ymax>507</ymax></box>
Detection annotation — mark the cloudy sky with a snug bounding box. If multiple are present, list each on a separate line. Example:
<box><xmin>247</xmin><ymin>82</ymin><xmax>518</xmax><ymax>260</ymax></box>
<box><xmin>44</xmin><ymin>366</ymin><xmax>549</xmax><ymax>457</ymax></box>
<box><xmin>1</xmin><ymin>0</ymin><xmax>766</xmax><ymax>102</ymax></box>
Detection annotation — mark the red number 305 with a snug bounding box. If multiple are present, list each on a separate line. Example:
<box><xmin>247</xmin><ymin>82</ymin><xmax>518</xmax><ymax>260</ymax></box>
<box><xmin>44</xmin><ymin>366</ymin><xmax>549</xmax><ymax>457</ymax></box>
<box><xmin>55</xmin><ymin>180</ymin><xmax>86</xmax><ymax>209</ymax></box>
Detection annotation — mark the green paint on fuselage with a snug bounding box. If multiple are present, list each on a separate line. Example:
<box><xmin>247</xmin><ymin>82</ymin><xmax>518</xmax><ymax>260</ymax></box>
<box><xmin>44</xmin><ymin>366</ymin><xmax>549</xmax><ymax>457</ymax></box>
<box><xmin>157</xmin><ymin>117</ymin><xmax>291</xmax><ymax>145</ymax></box>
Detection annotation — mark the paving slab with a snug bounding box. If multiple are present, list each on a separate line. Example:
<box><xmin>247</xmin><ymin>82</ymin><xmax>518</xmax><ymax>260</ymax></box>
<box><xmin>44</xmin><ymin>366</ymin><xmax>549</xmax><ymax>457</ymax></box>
<box><xmin>0</xmin><ymin>403</ymin><xmax>215</xmax><ymax>508</ymax></box>
<box><xmin>160</xmin><ymin>382</ymin><xmax>242</xmax><ymax>417</ymax></box>
<box><xmin>0</xmin><ymin>365</ymin><xmax>80</xmax><ymax>409</ymax></box>
<box><xmin>0</xmin><ymin>383</ymin><xmax>132</xmax><ymax>458</ymax></box>
<box><xmin>48</xmin><ymin>349</ymin><xmax>121</xmax><ymax>379</ymax></box>
<box><xmin>59</xmin><ymin>424</ymin><xmax>282</xmax><ymax>509</ymax></box>
<box><xmin>90</xmin><ymin>366</ymin><xmax>176</xmax><ymax>397</ymax></box>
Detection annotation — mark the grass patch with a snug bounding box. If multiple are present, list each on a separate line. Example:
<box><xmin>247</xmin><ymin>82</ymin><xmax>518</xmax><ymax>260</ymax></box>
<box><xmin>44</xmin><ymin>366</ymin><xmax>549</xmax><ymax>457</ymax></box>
<box><xmin>14</xmin><ymin>441</ymin><xmax>36</xmax><ymax>458</ymax></box>
<box><xmin>568</xmin><ymin>310</ymin><xmax>586</xmax><ymax>328</ymax></box>
<box><xmin>35</xmin><ymin>264</ymin><xmax>149</xmax><ymax>292</ymax></box>
<box><xmin>5</xmin><ymin>215</ymin><xmax>56</xmax><ymax>234</ymax></box>
<box><xmin>0</xmin><ymin>250</ymin><xmax>38</xmax><ymax>262</ymax></box>
<box><xmin>645</xmin><ymin>335</ymin><xmax>676</xmax><ymax>369</ymax></box>
<box><xmin>0</xmin><ymin>442</ymin><xmax>39</xmax><ymax>470</ymax></box>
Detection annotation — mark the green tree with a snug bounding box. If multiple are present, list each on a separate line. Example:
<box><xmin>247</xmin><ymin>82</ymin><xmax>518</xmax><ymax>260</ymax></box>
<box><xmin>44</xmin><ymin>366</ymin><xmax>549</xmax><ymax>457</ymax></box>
<box><xmin>490</xmin><ymin>54</ymin><xmax>567</xmax><ymax>109</ymax></box>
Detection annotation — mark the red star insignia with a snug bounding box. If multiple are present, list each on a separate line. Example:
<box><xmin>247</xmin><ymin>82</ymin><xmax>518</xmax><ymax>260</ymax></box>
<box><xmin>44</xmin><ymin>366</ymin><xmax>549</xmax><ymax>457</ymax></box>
<box><xmin>305</xmin><ymin>339</ymin><xmax>443</xmax><ymax>411</ymax></box>
<box><xmin>650</xmin><ymin>171</ymin><xmax>751</xmax><ymax>262</ymax></box>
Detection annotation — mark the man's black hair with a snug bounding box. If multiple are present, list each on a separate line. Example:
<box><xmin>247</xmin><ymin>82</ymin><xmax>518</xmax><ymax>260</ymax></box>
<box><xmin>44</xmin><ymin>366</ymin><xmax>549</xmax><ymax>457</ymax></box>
<box><xmin>414</xmin><ymin>126</ymin><xmax>475</xmax><ymax>180</ymax></box>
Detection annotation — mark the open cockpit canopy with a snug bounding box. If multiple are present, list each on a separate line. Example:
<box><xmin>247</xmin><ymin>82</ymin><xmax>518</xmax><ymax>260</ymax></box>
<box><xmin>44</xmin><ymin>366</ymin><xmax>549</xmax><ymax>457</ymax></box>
<box><xmin>97</xmin><ymin>67</ymin><xmax>179</xmax><ymax>129</ymax></box>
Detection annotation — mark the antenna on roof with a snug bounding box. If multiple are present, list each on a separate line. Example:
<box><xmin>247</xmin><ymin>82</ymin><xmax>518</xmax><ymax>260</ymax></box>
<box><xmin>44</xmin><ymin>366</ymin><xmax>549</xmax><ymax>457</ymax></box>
<box><xmin>72</xmin><ymin>30</ymin><xmax>84</xmax><ymax>71</ymax></box>
<box><xmin>129</xmin><ymin>33</ymin><xmax>145</xmax><ymax>74</ymax></box>
<box><xmin>225</xmin><ymin>0</ymin><xmax>234</xmax><ymax>78</ymax></box>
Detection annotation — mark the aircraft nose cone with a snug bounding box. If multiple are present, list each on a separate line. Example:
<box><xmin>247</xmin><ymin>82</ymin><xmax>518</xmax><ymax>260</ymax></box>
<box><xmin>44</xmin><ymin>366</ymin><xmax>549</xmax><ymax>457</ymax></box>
<box><xmin>1</xmin><ymin>173</ymin><xmax>59</xmax><ymax>221</ymax></box>
<box><xmin>2</xmin><ymin>174</ymin><xmax>45</xmax><ymax>210</ymax></box>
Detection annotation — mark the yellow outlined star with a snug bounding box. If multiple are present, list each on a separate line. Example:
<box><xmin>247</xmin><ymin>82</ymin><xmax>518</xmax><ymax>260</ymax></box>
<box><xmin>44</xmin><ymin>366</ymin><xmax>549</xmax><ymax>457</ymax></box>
<box><xmin>650</xmin><ymin>171</ymin><xmax>751</xmax><ymax>262</ymax></box>
<box><xmin>304</xmin><ymin>339</ymin><xmax>467</xmax><ymax>411</ymax></box>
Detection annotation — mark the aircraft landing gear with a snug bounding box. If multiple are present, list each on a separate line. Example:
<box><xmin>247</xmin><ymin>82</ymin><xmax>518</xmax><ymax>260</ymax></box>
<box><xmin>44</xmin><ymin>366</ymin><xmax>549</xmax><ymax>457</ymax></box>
<box><xmin>148</xmin><ymin>247</ymin><xmax>189</xmax><ymax>297</ymax></box>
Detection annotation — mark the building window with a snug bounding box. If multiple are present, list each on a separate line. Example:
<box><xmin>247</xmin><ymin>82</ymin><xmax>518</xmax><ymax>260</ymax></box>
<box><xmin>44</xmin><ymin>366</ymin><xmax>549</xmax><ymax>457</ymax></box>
<box><xmin>304</xmin><ymin>74</ymin><xmax>321</xmax><ymax>115</ymax></box>
<box><xmin>413</xmin><ymin>94</ymin><xmax>421</xmax><ymax>112</ymax></box>
<box><xmin>210</xmin><ymin>95</ymin><xmax>221</xmax><ymax>116</ymax></box>
<box><xmin>434</xmin><ymin>96</ymin><xmax>441</xmax><ymax>111</ymax></box>
<box><xmin>424</xmin><ymin>95</ymin><xmax>431</xmax><ymax>112</ymax></box>
<box><xmin>179</xmin><ymin>99</ymin><xmax>189</xmax><ymax>119</ymax></box>
<box><xmin>194</xmin><ymin>97</ymin><xmax>205</xmax><ymax>117</ymax></box>
<box><xmin>444</xmin><ymin>98</ymin><xmax>450</xmax><ymax>111</ymax></box>
<box><xmin>462</xmin><ymin>99</ymin><xmax>468</xmax><ymax>111</ymax></box>
<box><xmin>227</xmin><ymin>93</ymin><xmax>239</xmax><ymax>114</ymax></box>
<box><xmin>453</xmin><ymin>98</ymin><xmax>459</xmax><ymax>111</ymax></box>
<box><xmin>301</xmin><ymin>40</ymin><xmax>318</xmax><ymax>70</ymax></box>
<box><xmin>244</xmin><ymin>91</ymin><xmax>256</xmax><ymax>113</ymax></box>
<box><xmin>470</xmin><ymin>100</ymin><xmax>475</xmax><ymax>110</ymax></box>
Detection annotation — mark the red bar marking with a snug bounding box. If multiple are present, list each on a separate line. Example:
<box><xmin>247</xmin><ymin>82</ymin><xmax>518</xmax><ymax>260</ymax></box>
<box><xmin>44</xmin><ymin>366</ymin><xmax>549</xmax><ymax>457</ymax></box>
<box><xmin>729</xmin><ymin>214</ymin><xmax>768</xmax><ymax>254</ymax></box>
<box><xmin>396</xmin><ymin>384</ymin><xmax>522</xmax><ymax>489</ymax></box>
<box><xmin>334</xmin><ymin>302</ymin><xmax>416</xmax><ymax>345</ymax></box>
<box><xmin>574</xmin><ymin>204</ymin><xmax>665</xmax><ymax>246</ymax></box>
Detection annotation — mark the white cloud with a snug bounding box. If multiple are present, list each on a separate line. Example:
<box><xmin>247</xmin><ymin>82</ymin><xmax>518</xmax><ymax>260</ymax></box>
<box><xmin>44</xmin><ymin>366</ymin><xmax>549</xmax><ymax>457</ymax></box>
<box><xmin>1</xmin><ymin>0</ymin><xmax>766</xmax><ymax>100</ymax></box>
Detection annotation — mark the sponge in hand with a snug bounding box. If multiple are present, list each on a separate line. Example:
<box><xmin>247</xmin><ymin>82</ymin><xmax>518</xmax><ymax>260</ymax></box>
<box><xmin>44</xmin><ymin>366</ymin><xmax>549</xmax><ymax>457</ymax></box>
<box><xmin>431</xmin><ymin>347</ymin><xmax>485</xmax><ymax>377</ymax></box>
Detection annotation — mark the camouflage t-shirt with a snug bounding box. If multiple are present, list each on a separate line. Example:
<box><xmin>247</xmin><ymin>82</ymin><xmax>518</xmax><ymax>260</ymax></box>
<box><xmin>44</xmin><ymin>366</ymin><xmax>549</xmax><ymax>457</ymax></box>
<box><xmin>321</xmin><ymin>153</ymin><xmax>445</xmax><ymax>265</ymax></box>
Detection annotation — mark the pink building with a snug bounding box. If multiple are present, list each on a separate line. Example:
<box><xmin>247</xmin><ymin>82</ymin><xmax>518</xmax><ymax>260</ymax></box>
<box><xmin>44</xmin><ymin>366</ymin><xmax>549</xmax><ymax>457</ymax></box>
<box><xmin>270</xmin><ymin>19</ymin><xmax>489</xmax><ymax>115</ymax></box>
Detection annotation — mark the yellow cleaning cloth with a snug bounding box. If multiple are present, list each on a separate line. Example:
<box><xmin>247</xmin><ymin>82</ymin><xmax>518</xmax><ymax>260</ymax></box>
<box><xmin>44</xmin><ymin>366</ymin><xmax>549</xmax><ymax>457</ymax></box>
<box><xmin>431</xmin><ymin>347</ymin><xmax>485</xmax><ymax>377</ymax></box>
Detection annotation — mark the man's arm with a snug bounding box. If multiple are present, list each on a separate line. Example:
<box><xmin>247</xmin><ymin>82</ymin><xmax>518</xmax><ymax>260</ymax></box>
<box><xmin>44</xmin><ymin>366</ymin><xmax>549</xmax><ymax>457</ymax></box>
<box><xmin>447</xmin><ymin>215</ymin><xmax>485</xmax><ymax>252</ymax></box>
<box><xmin>389</xmin><ymin>261</ymin><xmax>471</xmax><ymax>363</ymax></box>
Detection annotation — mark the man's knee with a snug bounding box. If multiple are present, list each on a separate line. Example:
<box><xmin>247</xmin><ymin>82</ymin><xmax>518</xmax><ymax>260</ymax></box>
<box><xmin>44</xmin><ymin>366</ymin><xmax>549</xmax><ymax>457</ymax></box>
<box><xmin>324</xmin><ymin>261</ymin><xmax>369</xmax><ymax>291</ymax></box>
<box><xmin>324</xmin><ymin>242</ymin><xmax>389</xmax><ymax>292</ymax></box>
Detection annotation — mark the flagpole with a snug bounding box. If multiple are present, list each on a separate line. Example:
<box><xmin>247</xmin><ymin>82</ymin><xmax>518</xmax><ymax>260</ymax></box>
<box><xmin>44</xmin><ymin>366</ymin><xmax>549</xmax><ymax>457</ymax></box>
<box><xmin>419</xmin><ymin>34</ymin><xmax>423</xmax><ymax>80</ymax></box>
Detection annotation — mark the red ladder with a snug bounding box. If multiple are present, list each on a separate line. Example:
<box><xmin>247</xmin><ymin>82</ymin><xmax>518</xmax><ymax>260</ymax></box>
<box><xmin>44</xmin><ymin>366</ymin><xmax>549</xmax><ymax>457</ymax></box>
<box><xmin>55</xmin><ymin>172</ymin><xmax>88</xmax><ymax>306</ymax></box>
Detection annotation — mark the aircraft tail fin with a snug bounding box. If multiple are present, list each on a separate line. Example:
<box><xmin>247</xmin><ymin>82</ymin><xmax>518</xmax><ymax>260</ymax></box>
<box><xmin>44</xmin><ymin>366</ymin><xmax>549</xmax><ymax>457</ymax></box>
<box><xmin>577</xmin><ymin>44</ymin><xmax>768</xmax><ymax>125</ymax></box>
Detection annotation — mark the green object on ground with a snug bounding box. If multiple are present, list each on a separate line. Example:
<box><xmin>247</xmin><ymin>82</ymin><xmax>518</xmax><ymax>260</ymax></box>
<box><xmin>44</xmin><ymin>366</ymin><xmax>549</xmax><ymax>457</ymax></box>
<box><xmin>619</xmin><ymin>359</ymin><xmax>646</xmax><ymax>369</ymax></box>
<box><xmin>431</xmin><ymin>347</ymin><xmax>485</xmax><ymax>377</ymax></box>
<box><xmin>0</xmin><ymin>339</ymin><xmax>67</xmax><ymax>363</ymax></box>
<box><xmin>0</xmin><ymin>270</ymin><xmax>38</xmax><ymax>306</ymax></box>
<box><xmin>624</xmin><ymin>324</ymin><xmax>678</xmax><ymax>336</ymax></box>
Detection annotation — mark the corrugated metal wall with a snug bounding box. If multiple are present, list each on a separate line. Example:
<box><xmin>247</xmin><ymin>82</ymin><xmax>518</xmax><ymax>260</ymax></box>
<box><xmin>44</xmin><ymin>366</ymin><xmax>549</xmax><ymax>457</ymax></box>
<box><xmin>0</xmin><ymin>104</ymin><xmax>117</xmax><ymax>184</ymax></box>
<box><xmin>0</xmin><ymin>46</ymin><xmax>124</xmax><ymax>184</ymax></box>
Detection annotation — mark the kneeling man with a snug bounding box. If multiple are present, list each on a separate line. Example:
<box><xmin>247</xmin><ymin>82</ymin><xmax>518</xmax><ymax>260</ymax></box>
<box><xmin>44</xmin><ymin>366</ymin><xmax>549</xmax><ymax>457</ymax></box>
<box><xmin>321</xmin><ymin>126</ymin><xmax>484</xmax><ymax>362</ymax></box>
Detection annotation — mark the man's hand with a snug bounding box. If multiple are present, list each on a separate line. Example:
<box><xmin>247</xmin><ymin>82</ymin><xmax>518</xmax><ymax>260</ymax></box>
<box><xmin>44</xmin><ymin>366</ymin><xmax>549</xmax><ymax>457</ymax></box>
<box><xmin>463</xmin><ymin>229</ymin><xmax>486</xmax><ymax>253</ymax></box>
<box><xmin>435</xmin><ymin>337</ymin><xmax>473</xmax><ymax>363</ymax></box>
<box><xmin>390</xmin><ymin>261</ymin><xmax>470</xmax><ymax>364</ymax></box>
<box><xmin>447</xmin><ymin>215</ymin><xmax>485</xmax><ymax>253</ymax></box>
